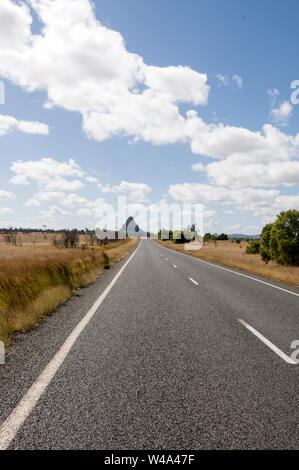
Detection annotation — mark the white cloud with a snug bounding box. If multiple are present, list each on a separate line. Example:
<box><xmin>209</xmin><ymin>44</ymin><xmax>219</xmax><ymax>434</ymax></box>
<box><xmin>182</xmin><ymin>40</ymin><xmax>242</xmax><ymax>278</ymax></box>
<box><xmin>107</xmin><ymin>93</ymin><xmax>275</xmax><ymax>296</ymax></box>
<box><xmin>59</xmin><ymin>194</ymin><xmax>105</xmax><ymax>209</ymax></box>
<box><xmin>168</xmin><ymin>183</ymin><xmax>279</xmax><ymax>208</ymax></box>
<box><xmin>0</xmin><ymin>190</ymin><xmax>14</xmax><ymax>200</ymax></box>
<box><xmin>191</xmin><ymin>162</ymin><xmax>206</xmax><ymax>172</ymax></box>
<box><xmin>76</xmin><ymin>199</ymin><xmax>106</xmax><ymax>217</ymax></box>
<box><xmin>101</xmin><ymin>181</ymin><xmax>152</xmax><ymax>202</ymax></box>
<box><xmin>270</xmin><ymin>100</ymin><xmax>293</xmax><ymax>126</ymax></box>
<box><xmin>77</xmin><ymin>208</ymin><xmax>93</xmax><ymax>217</ymax></box>
<box><xmin>61</xmin><ymin>194</ymin><xmax>89</xmax><ymax>207</ymax></box>
<box><xmin>203</xmin><ymin>209</ymin><xmax>216</xmax><ymax>218</ymax></box>
<box><xmin>186</xmin><ymin>115</ymin><xmax>298</xmax><ymax>162</ymax></box>
<box><xmin>224</xmin><ymin>224</ymin><xmax>242</xmax><ymax>232</ymax></box>
<box><xmin>267</xmin><ymin>88</ymin><xmax>280</xmax><ymax>108</ymax></box>
<box><xmin>16</xmin><ymin>120</ymin><xmax>49</xmax><ymax>135</ymax></box>
<box><xmin>249</xmin><ymin>196</ymin><xmax>299</xmax><ymax>224</ymax></box>
<box><xmin>206</xmin><ymin>158</ymin><xmax>299</xmax><ymax>187</ymax></box>
<box><xmin>168</xmin><ymin>181</ymin><xmax>299</xmax><ymax>223</ymax></box>
<box><xmin>187</xmin><ymin>113</ymin><xmax>299</xmax><ymax>191</ymax></box>
<box><xmin>41</xmin><ymin>206</ymin><xmax>69</xmax><ymax>217</ymax></box>
<box><xmin>273</xmin><ymin>194</ymin><xmax>299</xmax><ymax>210</ymax></box>
<box><xmin>35</xmin><ymin>192</ymin><xmax>90</xmax><ymax>207</ymax></box>
<box><xmin>204</xmin><ymin>220</ymin><xmax>220</xmax><ymax>232</ymax></box>
<box><xmin>85</xmin><ymin>176</ymin><xmax>98</xmax><ymax>183</ymax></box>
<box><xmin>216</xmin><ymin>74</ymin><xmax>230</xmax><ymax>86</ymax></box>
<box><xmin>0</xmin><ymin>114</ymin><xmax>49</xmax><ymax>136</ymax></box>
<box><xmin>267</xmin><ymin>88</ymin><xmax>279</xmax><ymax>97</ymax></box>
<box><xmin>145</xmin><ymin>65</ymin><xmax>209</xmax><ymax>106</ymax></box>
<box><xmin>216</xmin><ymin>74</ymin><xmax>242</xmax><ymax>89</ymax></box>
<box><xmin>232</xmin><ymin>74</ymin><xmax>243</xmax><ymax>89</ymax></box>
<box><xmin>252</xmin><ymin>206</ymin><xmax>278</xmax><ymax>224</ymax></box>
<box><xmin>0</xmin><ymin>207</ymin><xmax>14</xmax><ymax>214</ymax></box>
<box><xmin>187</xmin><ymin>119</ymin><xmax>299</xmax><ymax>188</ymax></box>
<box><xmin>1</xmin><ymin>0</ymin><xmax>299</xmax><ymax>219</ymax></box>
<box><xmin>0</xmin><ymin>0</ymin><xmax>209</xmax><ymax>146</ymax></box>
<box><xmin>35</xmin><ymin>191</ymin><xmax>105</xmax><ymax>214</ymax></box>
<box><xmin>0</xmin><ymin>0</ymin><xmax>298</xmax><ymax>183</ymax></box>
<box><xmin>47</xmin><ymin>179</ymin><xmax>83</xmax><ymax>191</ymax></box>
<box><xmin>0</xmin><ymin>0</ymin><xmax>31</xmax><ymax>48</ymax></box>
<box><xmin>10</xmin><ymin>158</ymin><xmax>84</xmax><ymax>191</ymax></box>
<box><xmin>37</xmin><ymin>191</ymin><xmax>65</xmax><ymax>202</ymax></box>
<box><xmin>25</xmin><ymin>198</ymin><xmax>40</xmax><ymax>206</ymax></box>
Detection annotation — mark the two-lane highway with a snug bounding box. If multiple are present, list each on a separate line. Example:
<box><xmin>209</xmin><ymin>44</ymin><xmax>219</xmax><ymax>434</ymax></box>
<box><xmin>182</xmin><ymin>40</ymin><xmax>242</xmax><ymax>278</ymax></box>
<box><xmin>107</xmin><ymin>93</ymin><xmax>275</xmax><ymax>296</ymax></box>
<box><xmin>0</xmin><ymin>239</ymin><xmax>298</xmax><ymax>449</ymax></box>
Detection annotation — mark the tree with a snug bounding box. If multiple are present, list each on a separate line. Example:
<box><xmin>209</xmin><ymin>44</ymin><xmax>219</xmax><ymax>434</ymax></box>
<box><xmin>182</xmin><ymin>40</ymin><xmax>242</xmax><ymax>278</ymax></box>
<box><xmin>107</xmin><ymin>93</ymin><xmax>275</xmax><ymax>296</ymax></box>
<box><xmin>204</xmin><ymin>232</ymin><xmax>212</xmax><ymax>242</ymax></box>
<box><xmin>260</xmin><ymin>223</ymin><xmax>272</xmax><ymax>263</ymax></box>
<box><xmin>260</xmin><ymin>210</ymin><xmax>299</xmax><ymax>265</ymax></box>
<box><xmin>217</xmin><ymin>233</ymin><xmax>228</xmax><ymax>240</ymax></box>
<box><xmin>88</xmin><ymin>231</ymin><xmax>98</xmax><ymax>245</ymax></box>
<box><xmin>158</xmin><ymin>228</ymin><xmax>173</xmax><ymax>240</ymax></box>
<box><xmin>61</xmin><ymin>230</ymin><xmax>79</xmax><ymax>248</ymax></box>
<box><xmin>4</xmin><ymin>229</ymin><xmax>17</xmax><ymax>246</ymax></box>
<box><xmin>42</xmin><ymin>225</ymin><xmax>47</xmax><ymax>240</ymax></box>
<box><xmin>245</xmin><ymin>240</ymin><xmax>260</xmax><ymax>254</ymax></box>
<box><xmin>173</xmin><ymin>230</ymin><xmax>190</xmax><ymax>244</ymax></box>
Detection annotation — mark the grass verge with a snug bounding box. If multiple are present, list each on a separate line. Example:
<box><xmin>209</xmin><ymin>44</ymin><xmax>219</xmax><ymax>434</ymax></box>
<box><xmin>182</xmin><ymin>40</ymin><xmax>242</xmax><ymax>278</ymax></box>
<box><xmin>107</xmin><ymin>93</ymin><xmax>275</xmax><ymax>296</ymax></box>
<box><xmin>155</xmin><ymin>239</ymin><xmax>299</xmax><ymax>287</ymax></box>
<box><xmin>0</xmin><ymin>238</ymin><xmax>139</xmax><ymax>345</ymax></box>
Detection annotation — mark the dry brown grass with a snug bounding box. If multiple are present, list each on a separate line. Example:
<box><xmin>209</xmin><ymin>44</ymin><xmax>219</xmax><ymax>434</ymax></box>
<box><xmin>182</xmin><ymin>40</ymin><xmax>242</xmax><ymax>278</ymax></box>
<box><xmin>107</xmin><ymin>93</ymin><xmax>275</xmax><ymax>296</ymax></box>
<box><xmin>0</xmin><ymin>238</ymin><xmax>139</xmax><ymax>345</ymax></box>
<box><xmin>156</xmin><ymin>239</ymin><xmax>299</xmax><ymax>287</ymax></box>
<box><xmin>0</xmin><ymin>231</ymin><xmax>96</xmax><ymax>247</ymax></box>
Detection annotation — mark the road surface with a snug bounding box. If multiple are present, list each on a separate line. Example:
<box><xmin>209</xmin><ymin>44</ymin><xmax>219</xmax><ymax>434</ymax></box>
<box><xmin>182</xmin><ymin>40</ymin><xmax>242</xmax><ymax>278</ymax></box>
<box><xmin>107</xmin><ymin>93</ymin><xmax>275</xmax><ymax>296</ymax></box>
<box><xmin>0</xmin><ymin>239</ymin><xmax>298</xmax><ymax>449</ymax></box>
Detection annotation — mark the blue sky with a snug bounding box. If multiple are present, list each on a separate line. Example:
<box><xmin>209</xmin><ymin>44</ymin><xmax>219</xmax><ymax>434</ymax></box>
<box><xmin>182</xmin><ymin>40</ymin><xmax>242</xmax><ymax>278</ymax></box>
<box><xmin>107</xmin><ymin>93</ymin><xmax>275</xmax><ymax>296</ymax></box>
<box><xmin>0</xmin><ymin>0</ymin><xmax>298</xmax><ymax>233</ymax></box>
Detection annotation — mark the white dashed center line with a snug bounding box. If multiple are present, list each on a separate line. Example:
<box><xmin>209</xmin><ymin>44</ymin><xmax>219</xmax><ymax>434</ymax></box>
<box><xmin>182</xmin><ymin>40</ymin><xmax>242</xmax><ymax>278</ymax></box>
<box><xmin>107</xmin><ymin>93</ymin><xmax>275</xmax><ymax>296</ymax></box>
<box><xmin>172</xmin><ymin>264</ymin><xmax>178</xmax><ymax>268</ymax></box>
<box><xmin>189</xmin><ymin>277</ymin><xmax>199</xmax><ymax>286</ymax></box>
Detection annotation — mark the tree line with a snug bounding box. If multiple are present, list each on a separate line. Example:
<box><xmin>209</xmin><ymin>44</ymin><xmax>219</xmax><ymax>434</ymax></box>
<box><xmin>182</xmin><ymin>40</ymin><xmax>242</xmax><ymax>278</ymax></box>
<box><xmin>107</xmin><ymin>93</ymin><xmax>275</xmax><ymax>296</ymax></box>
<box><xmin>158</xmin><ymin>209</ymin><xmax>299</xmax><ymax>267</ymax></box>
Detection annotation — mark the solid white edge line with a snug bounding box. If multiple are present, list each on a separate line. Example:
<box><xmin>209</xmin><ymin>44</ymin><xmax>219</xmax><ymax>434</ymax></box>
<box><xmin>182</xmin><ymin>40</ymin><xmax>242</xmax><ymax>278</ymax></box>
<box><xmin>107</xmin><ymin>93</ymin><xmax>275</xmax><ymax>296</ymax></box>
<box><xmin>238</xmin><ymin>319</ymin><xmax>297</xmax><ymax>365</ymax></box>
<box><xmin>189</xmin><ymin>277</ymin><xmax>199</xmax><ymax>286</ymax></box>
<box><xmin>0</xmin><ymin>240</ymin><xmax>142</xmax><ymax>450</ymax></box>
<box><xmin>153</xmin><ymin>240</ymin><xmax>299</xmax><ymax>298</ymax></box>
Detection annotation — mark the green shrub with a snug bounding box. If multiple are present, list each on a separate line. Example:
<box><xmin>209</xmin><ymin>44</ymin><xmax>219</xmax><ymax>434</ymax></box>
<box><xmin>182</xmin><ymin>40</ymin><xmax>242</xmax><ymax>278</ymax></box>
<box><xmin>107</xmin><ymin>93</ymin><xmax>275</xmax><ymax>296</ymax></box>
<box><xmin>245</xmin><ymin>240</ymin><xmax>260</xmax><ymax>254</ymax></box>
<box><xmin>103</xmin><ymin>252</ymin><xmax>110</xmax><ymax>269</ymax></box>
<box><xmin>173</xmin><ymin>231</ymin><xmax>188</xmax><ymax>244</ymax></box>
<box><xmin>158</xmin><ymin>229</ymin><xmax>173</xmax><ymax>240</ymax></box>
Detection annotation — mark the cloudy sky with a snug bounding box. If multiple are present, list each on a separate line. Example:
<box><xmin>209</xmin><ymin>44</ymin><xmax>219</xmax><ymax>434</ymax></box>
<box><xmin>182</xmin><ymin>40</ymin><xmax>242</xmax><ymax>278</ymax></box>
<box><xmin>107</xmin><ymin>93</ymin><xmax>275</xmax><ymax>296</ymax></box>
<box><xmin>0</xmin><ymin>0</ymin><xmax>298</xmax><ymax>233</ymax></box>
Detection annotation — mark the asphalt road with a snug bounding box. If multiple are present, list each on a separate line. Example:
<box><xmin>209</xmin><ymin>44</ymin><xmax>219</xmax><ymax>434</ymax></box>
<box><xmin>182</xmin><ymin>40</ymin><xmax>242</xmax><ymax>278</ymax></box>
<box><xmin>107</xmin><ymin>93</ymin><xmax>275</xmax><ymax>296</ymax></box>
<box><xmin>0</xmin><ymin>239</ymin><xmax>298</xmax><ymax>450</ymax></box>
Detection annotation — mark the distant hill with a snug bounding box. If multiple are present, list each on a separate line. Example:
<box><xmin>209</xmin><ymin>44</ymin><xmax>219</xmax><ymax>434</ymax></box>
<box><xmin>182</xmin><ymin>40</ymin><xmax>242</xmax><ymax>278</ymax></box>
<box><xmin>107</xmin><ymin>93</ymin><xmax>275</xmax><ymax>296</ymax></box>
<box><xmin>120</xmin><ymin>216</ymin><xmax>141</xmax><ymax>237</ymax></box>
<box><xmin>227</xmin><ymin>233</ymin><xmax>260</xmax><ymax>240</ymax></box>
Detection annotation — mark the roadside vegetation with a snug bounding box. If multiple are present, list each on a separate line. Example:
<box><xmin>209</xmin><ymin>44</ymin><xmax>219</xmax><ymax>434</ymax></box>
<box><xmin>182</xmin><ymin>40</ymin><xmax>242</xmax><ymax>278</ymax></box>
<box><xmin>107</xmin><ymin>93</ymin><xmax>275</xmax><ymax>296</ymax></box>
<box><xmin>259</xmin><ymin>210</ymin><xmax>299</xmax><ymax>265</ymax></box>
<box><xmin>0</xmin><ymin>236</ymin><xmax>138</xmax><ymax>345</ymax></box>
<box><xmin>156</xmin><ymin>210</ymin><xmax>299</xmax><ymax>287</ymax></box>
